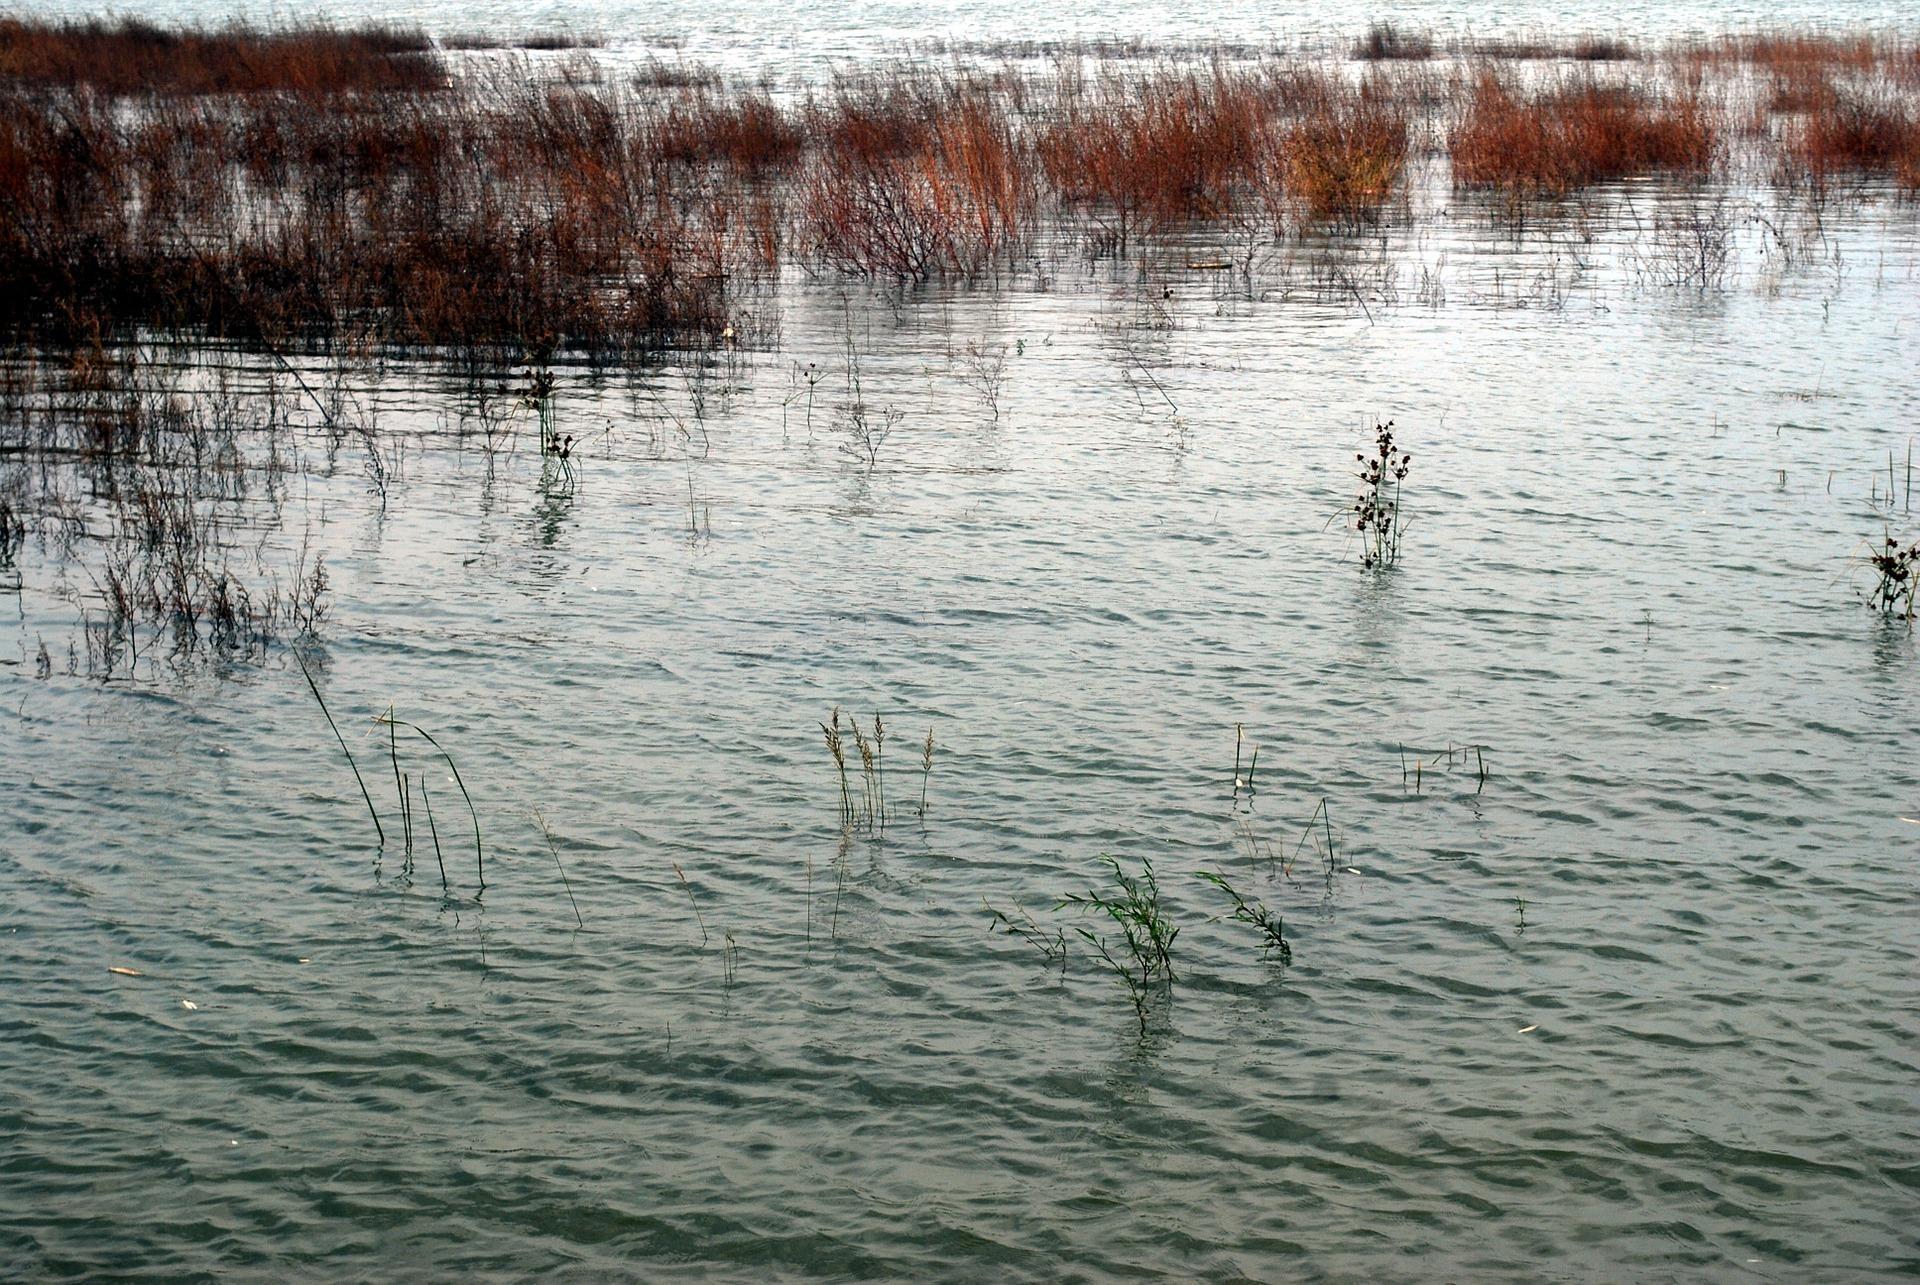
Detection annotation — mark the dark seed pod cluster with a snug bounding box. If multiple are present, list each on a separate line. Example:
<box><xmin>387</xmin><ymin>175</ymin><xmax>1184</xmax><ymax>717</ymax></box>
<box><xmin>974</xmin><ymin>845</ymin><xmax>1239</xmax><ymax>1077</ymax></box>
<box><xmin>1867</xmin><ymin>535</ymin><xmax>1919</xmax><ymax>619</ymax></box>
<box><xmin>1353</xmin><ymin>419</ymin><xmax>1411</xmax><ymax>571</ymax></box>
<box><xmin>519</xmin><ymin>367</ymin><xmax>557</xmax><ymax>408</ymax></box>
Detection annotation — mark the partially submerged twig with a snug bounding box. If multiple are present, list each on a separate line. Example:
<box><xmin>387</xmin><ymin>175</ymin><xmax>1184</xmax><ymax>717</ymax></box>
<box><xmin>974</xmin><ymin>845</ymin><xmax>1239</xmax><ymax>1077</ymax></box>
<box><xmin>673</xmin><ymin>861</ymin><xmax>708</xmax><ymax>945</ymax></box>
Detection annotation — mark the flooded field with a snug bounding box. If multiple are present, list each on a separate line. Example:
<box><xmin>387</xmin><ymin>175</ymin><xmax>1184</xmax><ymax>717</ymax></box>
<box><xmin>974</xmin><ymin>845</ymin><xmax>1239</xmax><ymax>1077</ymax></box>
<box><xmin>3</xmin><ymin>12</ymin><xmax>1919</xmax><ymax>1281</ymax></box>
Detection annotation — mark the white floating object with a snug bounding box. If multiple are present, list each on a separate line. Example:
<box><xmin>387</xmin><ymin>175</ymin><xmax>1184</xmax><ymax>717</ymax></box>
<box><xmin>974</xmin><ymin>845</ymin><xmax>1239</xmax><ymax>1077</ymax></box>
<box><xmin>180</xmin><ymin>1000</ymin><xmax>198</xmax><ymax>1011</ymax></box>
<box><xmin>1518</xmin><ymin>1024</ymin><xmax>1537</xmax><ymax>1034</ymax></box>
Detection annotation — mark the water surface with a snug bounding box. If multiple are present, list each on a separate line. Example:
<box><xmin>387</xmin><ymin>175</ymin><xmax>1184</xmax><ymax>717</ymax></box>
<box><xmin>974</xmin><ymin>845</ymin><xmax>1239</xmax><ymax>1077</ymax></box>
<box><xmin>2</xmin><ymin>53</ymin><xmax>1919</xmax><ymax>1284</ymax></box>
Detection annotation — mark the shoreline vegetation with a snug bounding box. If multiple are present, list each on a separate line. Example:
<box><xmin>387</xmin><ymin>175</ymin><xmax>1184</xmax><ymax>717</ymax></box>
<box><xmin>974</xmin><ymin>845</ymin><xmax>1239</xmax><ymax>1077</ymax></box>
<box><xmin>0</xmin><ymin>17</ymin><xmax>1915</xmax><ymax>364</ymax></box>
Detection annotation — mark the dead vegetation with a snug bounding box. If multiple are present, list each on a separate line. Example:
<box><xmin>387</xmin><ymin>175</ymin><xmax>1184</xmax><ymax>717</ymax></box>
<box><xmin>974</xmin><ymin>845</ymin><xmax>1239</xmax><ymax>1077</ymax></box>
<box><xmin>0</xmin><ymin>18</ymin><xmax>1914</xmax><ymax>367</ymax></box>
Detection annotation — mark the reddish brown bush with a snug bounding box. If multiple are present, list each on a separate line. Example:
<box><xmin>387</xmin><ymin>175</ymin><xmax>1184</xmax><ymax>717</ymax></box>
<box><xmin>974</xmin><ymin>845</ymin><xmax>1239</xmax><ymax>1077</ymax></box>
<box><xmin>1272</xmin><ymin>79</ymin><xmax>1410</xmax><ymax>225</ymax></box>
<box><xmin>800</xmin><ymin>90</ymin><xmax>1032</xmax><ymax>279</ymax></box>
<box><xmin>1451</xmin><ymin>71</ymin><xmax>1717</xmax><ymax>195</ymax></box>
<box><xmin>0</xmin><ymin>17</ymin><xmax>441</xmax><ymax>96</ymax></box>
<box><xmin>651</xmin><ymin>91</ymin><xmax>802</xmax><ymax>173</ymax></box>
<box><xmin>1790</xmin><ymin>91</ymin><xmax>1920</xmax><ymax>190</ymax></box>
<box><xmin>1038</xmin><ymin>68</ymin><xmax>1272</xmax><ymax>249</ymax></box>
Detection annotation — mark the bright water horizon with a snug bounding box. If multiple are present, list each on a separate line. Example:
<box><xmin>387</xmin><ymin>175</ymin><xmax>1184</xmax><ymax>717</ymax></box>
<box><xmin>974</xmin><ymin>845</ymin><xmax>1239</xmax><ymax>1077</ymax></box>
<box><xmin>10</xmin><ymin>0</ymin><xmax>1920</xmax><ymax>75</ymax></box>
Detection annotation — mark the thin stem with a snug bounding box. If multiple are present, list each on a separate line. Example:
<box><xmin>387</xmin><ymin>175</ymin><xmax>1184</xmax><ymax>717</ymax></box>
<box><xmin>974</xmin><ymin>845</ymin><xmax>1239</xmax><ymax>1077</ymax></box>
<box><xmin>532</xmin><ymin>806</ymin><xmax>583</xmax><ymax>929</ymax></box>
<box><xmin>421</xmin><ymin>775</ymin><xmax>448</xmax><ymax>890</ymax></box>
<box><xmin>387</xmin><ymin>703</ymin><xmax>403</xmax><ymax>834</ymax></box>
<box><xmin>293</xmin><ymin>650</ymin><xmax>383</xmax><ymax>846</ymax></box>
<box><xmin>673</xmin><ymin>861</ymin><xmax>708</xmax><ymax>945</ymax></box>
<box><xmin>381</xmin><ymin>716</ymin><xmax>484</xmax><ymax>889</ymax></box>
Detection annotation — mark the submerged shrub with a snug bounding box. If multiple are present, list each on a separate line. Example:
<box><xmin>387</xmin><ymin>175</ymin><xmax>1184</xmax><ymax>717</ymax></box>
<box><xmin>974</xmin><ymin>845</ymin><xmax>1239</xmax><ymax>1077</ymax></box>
<box><xmin>1353</xmin><ymin>23</ymin><xmax>1433</xmax><ymax>62</ymax></box>
<box><xmin>1196</xmin><ymin>870</ymin><xmax>1291</xmax><ymax>963</ymax></box>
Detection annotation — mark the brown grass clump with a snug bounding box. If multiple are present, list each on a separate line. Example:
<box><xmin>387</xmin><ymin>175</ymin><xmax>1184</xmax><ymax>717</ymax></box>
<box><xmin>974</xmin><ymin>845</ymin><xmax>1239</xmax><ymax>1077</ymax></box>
<box><xmin>0</xmin><ymin>17</ymin><xmax>441</xmax><ymax>96</ymax></box>
<box><xmin>1450</xmin><ymin>70</ymin><xmax>1717</xmax><ymax>195</ymax></box>
<box><xmin>1037</xmin><ymin>67</ymin><xmax>1270</xmax><ymax>250</ymax></box>
<box><xmin>1682</xmin><ymin>31</ymin><xmax>1906</xmax><ymax>113</ymax></box>
<box><xmin>1788</xmin><ymin>90</ymin><xmax>1920</xmax><ymax>190</ymax></box>
<box><xmin>632</xmin><ymin>56</ymin><xmax>723</xmax><ymax>90</ymax></box>
<box><xmin>1272</xmin><ymin>80</ymin><xmax>1410</xmax><ymax>226</ymax></box>
<box><xmin>799</xmin><ymin>88</ymin><xmax>1034</xmax><ymax>279</ymax></box>
<box><xmin>1696</xmin><ymin>31</ymin><xmax>1882</xmax><ymax>75</ymax></box>
<box><xmin>651</xmin><ymin>91</ymin><xmax>804</xmax><ymax>173</ymax></box>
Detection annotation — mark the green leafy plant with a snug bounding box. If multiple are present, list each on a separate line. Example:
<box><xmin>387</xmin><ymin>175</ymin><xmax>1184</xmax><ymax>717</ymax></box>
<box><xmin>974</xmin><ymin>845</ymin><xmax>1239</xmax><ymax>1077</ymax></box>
<box><xmin>1058</xmin><ymin>855</ymin><xmax>1178</xmax><ymax>1032</ymax></box>
<box><xmin>985</xmin><ymin>899</ymin><xmax>1067</xmax><ymax>968</ymax></box>
<box><xmin>1196</xmin><ymin>871</ymin><xmax>1292</xmax><ymax>964</ymax></box>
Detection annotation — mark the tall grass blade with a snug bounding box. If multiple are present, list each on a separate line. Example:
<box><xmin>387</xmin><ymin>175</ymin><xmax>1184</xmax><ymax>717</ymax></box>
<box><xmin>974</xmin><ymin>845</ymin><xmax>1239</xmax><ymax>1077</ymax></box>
<box><xmin>293</xmin><ymin>650</ymin><xmax>384</xmax><ymax>846</ymax></box>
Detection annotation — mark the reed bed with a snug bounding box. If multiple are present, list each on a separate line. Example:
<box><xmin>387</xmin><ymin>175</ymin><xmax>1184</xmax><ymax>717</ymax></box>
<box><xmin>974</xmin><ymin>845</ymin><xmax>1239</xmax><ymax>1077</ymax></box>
<box><xmin>0</xmin><ymin>61</ymin><xmax>758</xmax><ymax>358</ymax></box>
<box><xmin>2</xmin><ymin>18</ymin><xmax>1917</xmax><ymax>364</ymax></box>
<box><xmin>1450</xmin><ymin>71</ymin><xmax>1717</xmax><ymax>196</ymax></box>
<box><xmin>1786</xmin><ymin>90</ymin><xmax>1920</xmax><ymax>191</ymax></box>
<box><xmin>0</xmin><ymin>17</ymin><xmax>440</xmax><ymax>96</ymax></box>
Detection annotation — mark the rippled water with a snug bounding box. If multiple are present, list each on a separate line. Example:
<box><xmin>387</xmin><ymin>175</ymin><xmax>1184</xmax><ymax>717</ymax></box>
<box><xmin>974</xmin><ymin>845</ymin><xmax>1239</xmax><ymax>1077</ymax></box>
<box><xmin>4</xmin><ymin>142</ymin><xmax>1920</xmax><ymax>1281</ymax></box>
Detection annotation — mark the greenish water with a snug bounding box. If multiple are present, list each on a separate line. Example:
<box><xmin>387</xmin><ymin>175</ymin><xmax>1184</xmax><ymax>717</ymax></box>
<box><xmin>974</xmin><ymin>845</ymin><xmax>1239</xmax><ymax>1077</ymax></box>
<box><xmin>3</xmin><ymin>184</ymin><xmax>1919</xmax><ymax>1279</ymax></box>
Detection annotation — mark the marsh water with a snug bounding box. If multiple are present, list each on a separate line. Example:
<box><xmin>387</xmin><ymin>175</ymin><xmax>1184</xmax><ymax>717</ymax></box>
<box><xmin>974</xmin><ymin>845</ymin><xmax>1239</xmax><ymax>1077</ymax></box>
<box><xmin>4</xmin><ymin>21</ymin><xmax>1920</xmax><ymax>1280</ymax></box>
